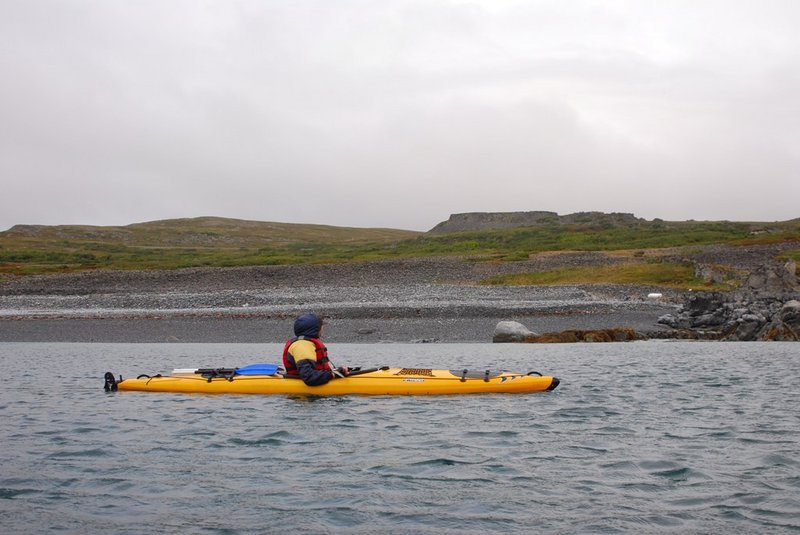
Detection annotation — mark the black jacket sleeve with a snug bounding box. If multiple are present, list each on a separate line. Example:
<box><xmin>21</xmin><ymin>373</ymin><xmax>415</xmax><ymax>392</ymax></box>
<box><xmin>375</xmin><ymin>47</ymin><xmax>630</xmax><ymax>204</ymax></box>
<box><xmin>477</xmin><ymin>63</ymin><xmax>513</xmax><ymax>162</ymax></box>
<box><xmin>296</xmin><ymin>359</ymin><xmax>334</xmax><ymax>386</ymax></box>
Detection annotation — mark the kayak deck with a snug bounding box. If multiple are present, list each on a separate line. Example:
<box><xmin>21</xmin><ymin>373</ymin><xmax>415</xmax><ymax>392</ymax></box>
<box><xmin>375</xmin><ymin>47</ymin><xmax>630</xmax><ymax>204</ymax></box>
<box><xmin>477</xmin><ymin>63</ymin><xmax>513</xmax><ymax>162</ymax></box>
<box><xmin>107</xmin><ymin>367</ymin><xmax>560</xmax><ymax>396</ymax></box>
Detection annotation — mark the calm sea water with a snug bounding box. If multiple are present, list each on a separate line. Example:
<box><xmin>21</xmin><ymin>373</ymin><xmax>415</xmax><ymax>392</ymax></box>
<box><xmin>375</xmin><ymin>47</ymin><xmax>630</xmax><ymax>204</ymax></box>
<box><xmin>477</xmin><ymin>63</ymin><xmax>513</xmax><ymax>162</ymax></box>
<box><xmin>1</xmin><ymin>341</ymin><xmax>798</xmax><ymax>534</ymax></box>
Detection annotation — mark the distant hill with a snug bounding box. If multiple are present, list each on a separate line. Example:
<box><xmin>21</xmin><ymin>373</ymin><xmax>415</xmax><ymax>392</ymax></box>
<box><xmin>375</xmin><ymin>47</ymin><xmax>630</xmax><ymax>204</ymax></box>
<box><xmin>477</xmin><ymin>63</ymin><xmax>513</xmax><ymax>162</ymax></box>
<box><xmin>428</xmin><ymin>211</ymin><xmax>647</xmax><ymax>234</ymax></box>
<box><xmin>4</xmin><ymin>216</ymin><xmax>421</xmax><ymax>248</ymax></box>
<box><xmin>1</xmin><ymin>213</ymin><xmax>797</xmax><ymax>276</ymax></box>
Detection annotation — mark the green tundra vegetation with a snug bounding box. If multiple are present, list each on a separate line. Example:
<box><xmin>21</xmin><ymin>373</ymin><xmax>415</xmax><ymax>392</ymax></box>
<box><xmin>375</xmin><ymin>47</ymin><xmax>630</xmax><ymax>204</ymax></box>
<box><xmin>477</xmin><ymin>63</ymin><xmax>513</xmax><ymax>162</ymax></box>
<box><xmin>0</xmin><ymin>217</ymin><xmax>420</xmax><ymax>274</ymax></box>
<box><xmin>0</xmin><ymin>216</ymin><xmax>798</xmax><ymax>289</ymax></box>
<box><xmin>481</xmin><ymin>262</ymin><xmax>732</xmax><ymax>290</ymax></box>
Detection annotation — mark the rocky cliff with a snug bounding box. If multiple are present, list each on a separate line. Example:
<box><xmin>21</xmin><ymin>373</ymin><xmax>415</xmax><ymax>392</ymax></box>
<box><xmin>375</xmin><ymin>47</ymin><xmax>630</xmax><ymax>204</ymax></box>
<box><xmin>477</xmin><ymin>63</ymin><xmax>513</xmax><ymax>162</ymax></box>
<box><xmin>428</xmin><ymin>211</ymin><xmax>644</xmax><ymax>234</ymax></box>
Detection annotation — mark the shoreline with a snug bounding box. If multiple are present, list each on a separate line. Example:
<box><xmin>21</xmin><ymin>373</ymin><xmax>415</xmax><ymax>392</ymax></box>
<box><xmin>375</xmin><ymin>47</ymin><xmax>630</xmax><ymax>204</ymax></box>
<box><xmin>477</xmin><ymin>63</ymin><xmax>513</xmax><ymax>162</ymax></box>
<box><xmin>0</xmin><ymin>286</ymin><xmax>677</xmax><ymax>344</ymax></box>
<box><xmin>0</xmin><ymin>311</ymin><xmax>675</xmax><ymax>343</ymax></box>
<box><xmin>0</xmin><ymin>255</ymin><xmax>707</xmax><ymax>343</ymax></box>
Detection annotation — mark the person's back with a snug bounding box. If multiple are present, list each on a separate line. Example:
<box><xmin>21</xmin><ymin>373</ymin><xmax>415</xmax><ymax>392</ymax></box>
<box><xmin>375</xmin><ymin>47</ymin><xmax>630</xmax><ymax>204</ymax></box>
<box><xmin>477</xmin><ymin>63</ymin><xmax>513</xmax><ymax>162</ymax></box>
<box><xmin>282</xmin><ymin>313</ymin><xmax>348</xmax><ymax>386</ymax></box>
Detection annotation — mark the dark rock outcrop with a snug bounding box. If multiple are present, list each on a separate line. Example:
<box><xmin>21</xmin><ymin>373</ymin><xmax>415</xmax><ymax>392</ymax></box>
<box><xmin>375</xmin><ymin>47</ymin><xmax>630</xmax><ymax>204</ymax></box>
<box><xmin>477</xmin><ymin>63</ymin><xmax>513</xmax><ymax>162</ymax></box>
<box><xmin>657</xmin><ymin>261</ymin><xmax>799</xmax><ymax>341</ymax></box>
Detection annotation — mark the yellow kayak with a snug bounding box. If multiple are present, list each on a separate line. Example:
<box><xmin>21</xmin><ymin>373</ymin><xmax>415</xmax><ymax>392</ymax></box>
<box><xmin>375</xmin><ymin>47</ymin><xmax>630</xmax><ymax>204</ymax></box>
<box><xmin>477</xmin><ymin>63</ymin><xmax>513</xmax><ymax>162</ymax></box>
<box><xmin>104</xmin><ymin>366</ymin><xmax>560</xmax><ymax>396</ymax></box>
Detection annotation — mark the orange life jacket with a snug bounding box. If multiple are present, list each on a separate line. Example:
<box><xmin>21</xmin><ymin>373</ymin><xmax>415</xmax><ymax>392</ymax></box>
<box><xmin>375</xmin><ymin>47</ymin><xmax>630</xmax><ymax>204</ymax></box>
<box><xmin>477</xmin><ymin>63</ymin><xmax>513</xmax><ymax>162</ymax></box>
<box><xmin>282</xmin><ymin>336</ymin><xmax>330</xmax><ymax>376</ymax></box>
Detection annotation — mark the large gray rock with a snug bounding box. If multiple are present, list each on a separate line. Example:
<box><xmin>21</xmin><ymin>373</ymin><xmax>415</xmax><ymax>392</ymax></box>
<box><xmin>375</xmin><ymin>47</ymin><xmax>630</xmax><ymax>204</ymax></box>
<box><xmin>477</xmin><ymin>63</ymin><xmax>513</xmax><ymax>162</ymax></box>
<box><xmin>728</xmin><ymin>319</ymin><xmax>765</xmax><ymax>341</ymax></box>
<box><xmin>780</xmin><ymin>300</ymin><xmax>800</xmax><ymax>332</ymax></box>
<box><xmin>493</xmin><ymin>321</ymin><xmax>538</xmax><ymax>343</ymax></box>
<box><xmin>657</xmin><ymin>313</ymin><xmax>680</xmax><ymax>328</ymax></box>
<box><xmin>685</xmin><ymin>292</ymin><xmax>727</xmax><ymax>317</ymax></box>
<box><xmin>695</xmin><ymin>264</ymin><xmax>726</xmax><ymax>284</ymax></box>
<box><xmin>786</xmin><ymin>259</ymin><xmax>798</xmax><ymax>278</ymax></box>
<box><xmin>745</xmin><ymin>260</ymin><xmax>799</xmax><ymax>295</ymax></box>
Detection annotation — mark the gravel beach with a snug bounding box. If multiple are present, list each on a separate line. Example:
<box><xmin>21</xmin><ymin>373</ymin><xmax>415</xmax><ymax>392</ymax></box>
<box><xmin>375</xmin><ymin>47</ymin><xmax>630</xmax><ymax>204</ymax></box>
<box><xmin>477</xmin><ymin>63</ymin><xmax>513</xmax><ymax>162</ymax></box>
<box><xmin>0</xmin><ymin>256</ymin><xmax>683</xmax><ymax>343</ymax></box>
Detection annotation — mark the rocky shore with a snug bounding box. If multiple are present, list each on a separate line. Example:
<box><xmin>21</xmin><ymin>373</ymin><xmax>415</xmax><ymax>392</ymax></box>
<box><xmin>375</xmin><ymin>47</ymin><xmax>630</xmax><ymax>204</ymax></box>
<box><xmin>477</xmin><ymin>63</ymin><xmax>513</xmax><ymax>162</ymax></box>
<box><xmin>655</xmin><ymin>261</ymin><xmax>800</xmax><ymax>341</ymax></box>
<box><xmin>1</xmin><ymin>244</ymin><xmax>796</xmax><ymax>343</ymax></box>
<box><xmin>0</xmin><ymin>256</ymin><xmax>677</xmax><ymax>343</ymax></box>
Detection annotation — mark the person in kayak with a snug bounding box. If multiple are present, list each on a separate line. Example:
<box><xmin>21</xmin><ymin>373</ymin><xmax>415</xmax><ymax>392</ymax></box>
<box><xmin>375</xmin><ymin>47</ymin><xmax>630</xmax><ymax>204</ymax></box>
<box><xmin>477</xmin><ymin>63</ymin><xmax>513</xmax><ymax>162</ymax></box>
<box><xmin>282</xmin><ymin>313</ymin><xmax>349</xmax><ymax>386</ymax></box>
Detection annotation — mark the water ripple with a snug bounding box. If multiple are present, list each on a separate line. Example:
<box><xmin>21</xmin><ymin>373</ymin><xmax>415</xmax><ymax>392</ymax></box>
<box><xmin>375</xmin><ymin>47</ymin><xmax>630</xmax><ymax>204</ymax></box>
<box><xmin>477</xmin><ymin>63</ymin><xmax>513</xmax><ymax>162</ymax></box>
<box><xmin>1</xmin><ymin>342</ymin><xmax>800</xmax><ymax>534</ymax></box>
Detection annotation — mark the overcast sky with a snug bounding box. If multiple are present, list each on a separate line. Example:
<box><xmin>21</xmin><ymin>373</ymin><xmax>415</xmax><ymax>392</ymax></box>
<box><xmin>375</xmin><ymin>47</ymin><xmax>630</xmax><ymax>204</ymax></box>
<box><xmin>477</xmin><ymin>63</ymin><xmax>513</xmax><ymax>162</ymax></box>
<box><xmin>2</xmin><ymin>1</ymin><xmax>799</xmax><ymax>232</ymax></box>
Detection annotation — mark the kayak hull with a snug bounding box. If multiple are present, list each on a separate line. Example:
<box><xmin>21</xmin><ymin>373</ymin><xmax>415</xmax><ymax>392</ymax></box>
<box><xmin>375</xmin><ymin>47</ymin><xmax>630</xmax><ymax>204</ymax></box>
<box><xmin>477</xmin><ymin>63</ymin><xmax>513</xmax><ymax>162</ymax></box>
<box><xmin>114</xmin><ymin>368</ymin><xmax>559</xmax><ymax>396</ymax></box>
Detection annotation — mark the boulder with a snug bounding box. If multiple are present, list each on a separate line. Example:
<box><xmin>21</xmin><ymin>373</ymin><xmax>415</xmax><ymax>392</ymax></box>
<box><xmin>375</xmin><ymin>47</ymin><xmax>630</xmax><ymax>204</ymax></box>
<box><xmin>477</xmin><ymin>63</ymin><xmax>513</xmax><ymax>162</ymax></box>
<box><xmin>745</xmin><ymin>261</ymin><xmax>799</xmax><ymax>295</ymax></box>
<box><xmin>685</xmin><ymin>292</ymin><xmax>727</xmax><ymax>317</ymax></box>
<box><xmin>781</xmin><ymin>299</ymin><xmax>800</xmax><ymax>327</ymax></box>
<box><xmin>493</xmin><ymin>321</ymin><xmax>538</xmax><ymax>343</ymax></box>
<box><xmin>722</xmin><ymin>318</ymin><xmax>766</xmax><ymax>341</ymax></box>
<box><xmin>757</xmin><ymin>320</ymin><xmax>799</xmax><ymax>341</ymax></box>
<box><xmin>785</xmin><ymin>259</ymin><xmax>797</xmax><ymax>280</ymax></box>
<box><xmin>694</xmin><ymin>264</ymin><xmax>726</xmax><ymax>284</ymax></box>
<box><xmin>657</xmin><ymin>313</ymin><xmax>676</xmax><ymax>327</ymax></box>
<box><xmin>772</xmin><ymin>299</ymin><xmax>800</xmax><ymax>340</ymax></box>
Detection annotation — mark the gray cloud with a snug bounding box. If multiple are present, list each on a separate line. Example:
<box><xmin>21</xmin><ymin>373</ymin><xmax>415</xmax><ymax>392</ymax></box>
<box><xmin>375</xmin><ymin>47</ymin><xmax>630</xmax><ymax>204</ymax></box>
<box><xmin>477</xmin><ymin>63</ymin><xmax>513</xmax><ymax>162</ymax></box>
<box><xmin>2</xmin><ymin>0</ymin><xmax>799</xmax><ymax>231</ymax></box>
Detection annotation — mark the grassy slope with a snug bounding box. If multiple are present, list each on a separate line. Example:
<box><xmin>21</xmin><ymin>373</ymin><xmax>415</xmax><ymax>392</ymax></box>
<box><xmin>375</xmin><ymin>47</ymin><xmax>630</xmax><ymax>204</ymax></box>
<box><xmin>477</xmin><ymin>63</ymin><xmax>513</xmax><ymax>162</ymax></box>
<box><xmin>394</xmin><ymin>219</ymin><xmax>800</xmax><ymax>258</ymax></box>
<box><xmin>1</xmin><ymin>217</ymin><xmax>798</xmax><ymax>288</ymax></box>
<box><xmin>481</xmin><ymin>263</ymin><xmax>735</xmax><ymax>290</ymax></box>
<box><xmin>0</xmin><ymin>217</ymin><xmax>421</xmax><ymax>274</ymax></box>
<box><xmin>452</xmin><ymin>219</ymin><xmax>799</xmax><ymax>290</ymax></box>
